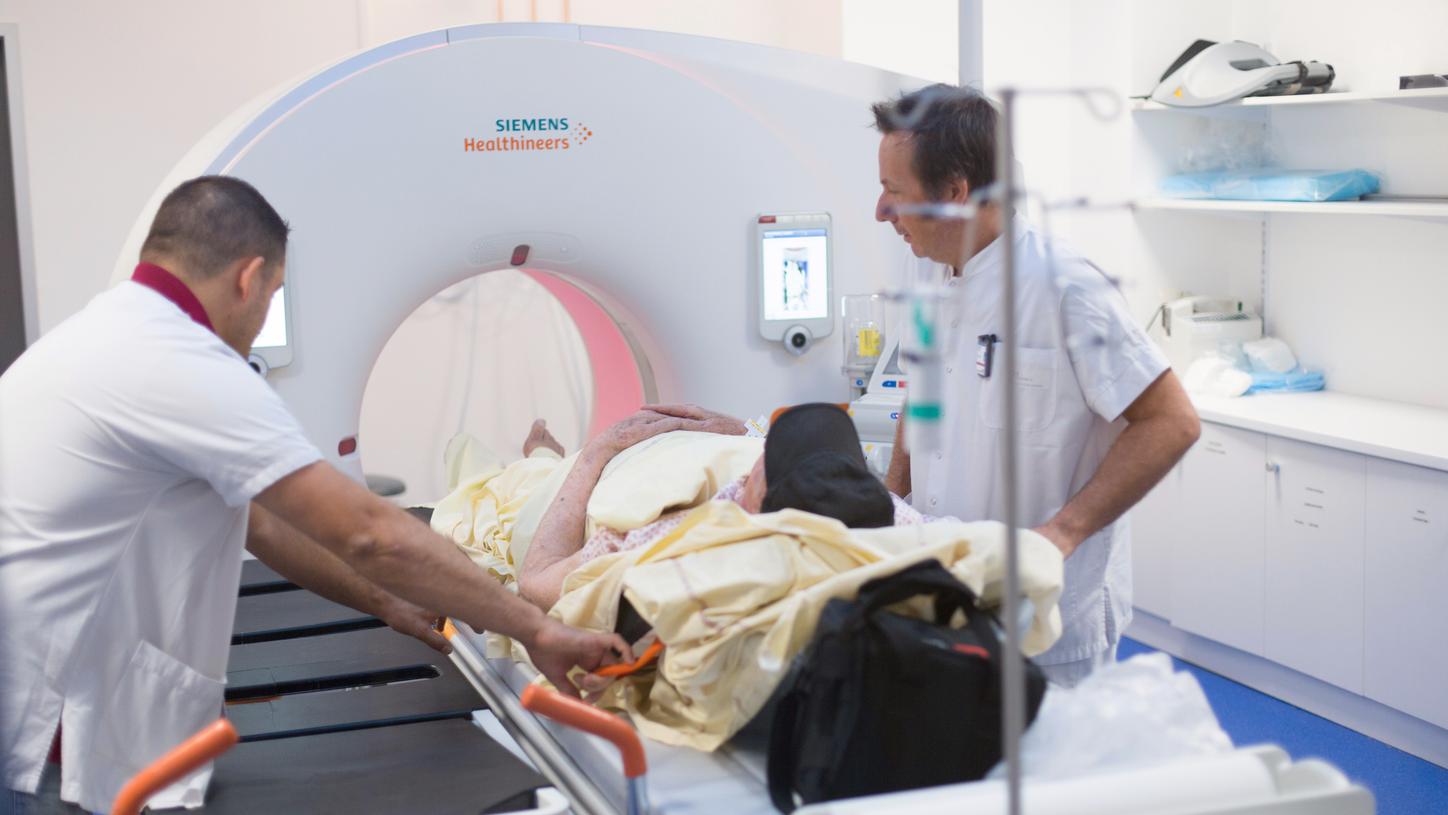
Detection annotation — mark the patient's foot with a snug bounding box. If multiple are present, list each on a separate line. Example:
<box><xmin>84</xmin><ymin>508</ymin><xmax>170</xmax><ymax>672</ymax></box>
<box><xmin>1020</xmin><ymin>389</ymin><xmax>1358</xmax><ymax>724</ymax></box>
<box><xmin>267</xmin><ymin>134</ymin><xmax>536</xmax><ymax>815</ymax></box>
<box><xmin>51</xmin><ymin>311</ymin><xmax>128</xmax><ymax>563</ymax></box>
<box><xmin>523</xmin><ymin>419</ymin><xmax>566</xmax><ymax>457</ymax></box>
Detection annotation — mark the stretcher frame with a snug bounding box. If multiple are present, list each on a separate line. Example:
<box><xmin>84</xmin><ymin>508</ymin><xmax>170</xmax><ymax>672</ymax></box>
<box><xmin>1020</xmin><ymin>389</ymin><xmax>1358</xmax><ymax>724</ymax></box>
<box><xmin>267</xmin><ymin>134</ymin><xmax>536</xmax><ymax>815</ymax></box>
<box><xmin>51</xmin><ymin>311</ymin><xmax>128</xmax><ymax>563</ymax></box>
<box><xmin>445</xmin><ymin>620</ymin><xmax>1376</xmax><ymax>815</ymax></box>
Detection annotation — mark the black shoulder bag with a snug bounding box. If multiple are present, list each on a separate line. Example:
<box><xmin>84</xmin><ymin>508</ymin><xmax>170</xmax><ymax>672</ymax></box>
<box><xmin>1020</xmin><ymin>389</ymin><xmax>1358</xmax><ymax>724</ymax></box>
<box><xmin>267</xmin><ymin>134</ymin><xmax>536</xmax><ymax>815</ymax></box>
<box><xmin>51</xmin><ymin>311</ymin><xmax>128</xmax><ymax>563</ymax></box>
<box><xmin>766</xmin><ymin>559</ymin><xmax>1047</xmax><ymax>811</ymax></box>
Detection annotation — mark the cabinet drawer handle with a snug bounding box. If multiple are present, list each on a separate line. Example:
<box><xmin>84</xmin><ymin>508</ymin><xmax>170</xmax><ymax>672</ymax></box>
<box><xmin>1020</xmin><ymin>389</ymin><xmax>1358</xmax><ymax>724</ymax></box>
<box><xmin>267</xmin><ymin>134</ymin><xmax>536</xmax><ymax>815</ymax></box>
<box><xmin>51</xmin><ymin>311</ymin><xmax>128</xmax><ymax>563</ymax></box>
<box><xmin>1265</xmin><ymin>462</ymin><xmax>1280</xmax><ymax>474</ymax></box>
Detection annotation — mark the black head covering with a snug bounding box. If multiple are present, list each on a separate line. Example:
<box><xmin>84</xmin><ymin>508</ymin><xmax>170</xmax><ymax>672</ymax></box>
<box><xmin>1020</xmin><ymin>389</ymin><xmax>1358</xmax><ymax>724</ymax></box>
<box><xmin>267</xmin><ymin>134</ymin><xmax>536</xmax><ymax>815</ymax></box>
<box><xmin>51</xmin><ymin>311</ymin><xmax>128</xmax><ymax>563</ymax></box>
<box><xmin>761</xmin><ymin>403</ymin><xmax>894</xmax><ymax>529</ymax></box>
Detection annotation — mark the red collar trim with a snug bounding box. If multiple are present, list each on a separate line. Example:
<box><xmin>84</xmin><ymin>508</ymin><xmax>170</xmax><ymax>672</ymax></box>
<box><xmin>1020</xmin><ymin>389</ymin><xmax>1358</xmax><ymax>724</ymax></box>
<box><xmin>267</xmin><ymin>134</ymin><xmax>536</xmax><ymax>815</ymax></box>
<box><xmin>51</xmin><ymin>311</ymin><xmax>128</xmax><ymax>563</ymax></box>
<box><xmin>131</xmin><ymin>263</ymin><xmax>215</xmax><ymax>333</ymax></box>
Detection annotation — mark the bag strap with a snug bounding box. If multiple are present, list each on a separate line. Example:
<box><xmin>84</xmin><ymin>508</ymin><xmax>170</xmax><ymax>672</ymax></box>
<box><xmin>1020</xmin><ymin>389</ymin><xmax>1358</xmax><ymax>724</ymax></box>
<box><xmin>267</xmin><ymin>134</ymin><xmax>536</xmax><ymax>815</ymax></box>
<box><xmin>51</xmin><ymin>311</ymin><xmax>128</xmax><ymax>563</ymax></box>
<box><xmin>853</xmin><ymin>560</ymin><xmax>1010</xmax><ymax>677</ymax></box>
<box><xmin>961</xmin><ymin>590</ymin><xmax>1007</xmax><ymax>668</ymax></box>
<box><xmin>767</xmin><ymin>674</ymin><xmax>804</xmax><ymax>812</ymax></box>
<box><xmin>850</xmin><ymin>559</ymin><xmax>984</xmax><ymax>627</ymax></box>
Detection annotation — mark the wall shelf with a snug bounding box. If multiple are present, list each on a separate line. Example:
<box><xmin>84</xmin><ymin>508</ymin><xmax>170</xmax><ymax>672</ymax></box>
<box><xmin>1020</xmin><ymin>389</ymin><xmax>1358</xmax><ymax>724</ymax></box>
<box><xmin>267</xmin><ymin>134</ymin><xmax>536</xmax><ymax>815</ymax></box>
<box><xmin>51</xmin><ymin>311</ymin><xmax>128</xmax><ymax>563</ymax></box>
<box><xmin>1190</xmin><ymin>391</ymin><xmax>1448</xmax><ymax>473</ymax></box>
<box><xmin>1135</xmin><ymin>197</ymin><xmax>1448</xmax><ymax>218</ymax></box>
<box><xmin>1132</xmin><ymin>86</ymin><xmax>1448</xmax><ymax>114</ymax></box>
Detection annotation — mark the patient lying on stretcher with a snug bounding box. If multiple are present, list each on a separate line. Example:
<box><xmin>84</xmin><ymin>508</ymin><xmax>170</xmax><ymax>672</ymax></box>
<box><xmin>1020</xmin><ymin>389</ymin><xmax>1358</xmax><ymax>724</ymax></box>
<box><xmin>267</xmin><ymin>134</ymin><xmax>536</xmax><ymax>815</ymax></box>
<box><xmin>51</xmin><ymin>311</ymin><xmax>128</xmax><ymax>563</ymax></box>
<box><xmin>513</xmin><ymin>402</ymin><xmax>941</xmax><ymax>610</ymax></box>
<box><xmin>431</xmin><ymin>403</ymin><xmax>1064</xmax><ymax>751</ymax></box>
<box><xmin>429</xmin><ymin>403</ymin><xmax>935</xmax><ymax>606</ymax></box>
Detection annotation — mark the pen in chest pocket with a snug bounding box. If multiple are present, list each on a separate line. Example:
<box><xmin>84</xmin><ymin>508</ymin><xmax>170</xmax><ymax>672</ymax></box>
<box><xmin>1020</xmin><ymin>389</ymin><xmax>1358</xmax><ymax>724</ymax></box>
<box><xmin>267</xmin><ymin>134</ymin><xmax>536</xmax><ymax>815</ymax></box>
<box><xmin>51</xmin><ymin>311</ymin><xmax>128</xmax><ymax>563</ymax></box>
<box><xmin>977</xmin><ymin>334</ymin><xmax>998</xmax><ymax>378</ymax></box>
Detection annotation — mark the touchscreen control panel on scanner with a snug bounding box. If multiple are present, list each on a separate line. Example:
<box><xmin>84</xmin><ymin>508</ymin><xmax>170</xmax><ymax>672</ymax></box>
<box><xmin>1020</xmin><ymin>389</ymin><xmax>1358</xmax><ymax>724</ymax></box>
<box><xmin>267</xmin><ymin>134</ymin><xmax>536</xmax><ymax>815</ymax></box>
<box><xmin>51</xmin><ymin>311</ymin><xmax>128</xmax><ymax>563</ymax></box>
<box><xmin>757</xmin><ymin>212</ymin><xmax>832</xmax><ymax>355</ymax></box>
<box><xmin>247</xmin><ymin>286</ymin><xmax>292</xmax><ymax>374</ymax></box>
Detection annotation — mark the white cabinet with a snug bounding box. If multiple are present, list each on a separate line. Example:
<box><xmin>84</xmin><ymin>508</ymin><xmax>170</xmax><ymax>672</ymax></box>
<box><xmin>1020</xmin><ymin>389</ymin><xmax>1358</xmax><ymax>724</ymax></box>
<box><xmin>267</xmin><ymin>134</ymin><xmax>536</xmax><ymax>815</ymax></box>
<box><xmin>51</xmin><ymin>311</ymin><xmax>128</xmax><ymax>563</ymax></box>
<box><xmin>1264</xmin><ymin>437</ymin><xmax>1367</xmax><ymax>693</ymax></box>
<box><xmin>1171</xmin><ymin>424</ymin><xmax>1267</xmax><ymax>656</ymax></box>
<box><xmin>1364</xmin><ymin>458</ymin><xmax>1448</xmax><ymax>729</ymax></box>
<box><xmin>1130</xmin><ymin>461</ymin><xmax>1182</xmax><ymax>620</ymax></box>
<box><xmin>1131</xmin><ymin>412</ymin><xmax>1448</xmax><ymax>748</ymax></box>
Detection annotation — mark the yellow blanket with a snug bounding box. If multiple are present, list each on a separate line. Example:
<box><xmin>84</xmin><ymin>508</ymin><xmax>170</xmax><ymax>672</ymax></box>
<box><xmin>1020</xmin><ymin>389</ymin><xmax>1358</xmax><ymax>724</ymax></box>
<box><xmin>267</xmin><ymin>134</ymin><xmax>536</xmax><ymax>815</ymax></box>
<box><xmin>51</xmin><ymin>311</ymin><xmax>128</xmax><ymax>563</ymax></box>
<box><xmin>431</xmin><ymin>430</ymin><xmax>763</xmax><ymax>585</ymax></box>
<box><xmin>550</xmin><ymin>502</ymin><xmax>1064</xmax><ymax>750</ymax></box>
<box><xmin>431</xmin><ymin>445</ymin><xmax>563</xmax><ymax>587</ymax></box>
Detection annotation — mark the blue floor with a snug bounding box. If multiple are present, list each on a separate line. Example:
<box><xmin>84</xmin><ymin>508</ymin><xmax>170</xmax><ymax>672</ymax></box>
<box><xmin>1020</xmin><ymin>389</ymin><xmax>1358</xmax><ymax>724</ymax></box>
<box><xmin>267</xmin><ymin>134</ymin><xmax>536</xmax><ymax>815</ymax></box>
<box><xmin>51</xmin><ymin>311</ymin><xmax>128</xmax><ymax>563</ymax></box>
<box><xmin>1119</xmin><ymin>637</ymin><xmax>1448</xmax><ymax>814</ymax></box>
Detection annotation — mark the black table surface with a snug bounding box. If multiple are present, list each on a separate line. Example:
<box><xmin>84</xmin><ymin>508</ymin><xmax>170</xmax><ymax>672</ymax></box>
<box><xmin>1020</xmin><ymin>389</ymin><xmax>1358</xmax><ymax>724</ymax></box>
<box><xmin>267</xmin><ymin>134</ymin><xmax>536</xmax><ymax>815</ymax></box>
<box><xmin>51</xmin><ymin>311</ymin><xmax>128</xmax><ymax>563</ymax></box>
<box><xmin>227</xmin><ymin>625</ymin><xmax>441</xmax><ymax>676</ymax></box>
<box><xmin>203</xmin><ymin>718</ymin><xmax>544</xmax><ymax>814</ymax></box>
<box><xmin>209</xmin><ymin>576</ymin><xmax>544</xmax><ymax>812</ymax></box>
<box><xmin>232</xmin><ymin>588</ymin><xmax>377</xmax><ymax>643</ymax></box>
<box><xmin>239</xmin><ymin>559</ymin><xmax>290</xmax><ymax>591</ymax></box>
<box><xmin>226</xmin><ymin>667</ymin><xmax>482</xmax><ymax>741</ymax></box>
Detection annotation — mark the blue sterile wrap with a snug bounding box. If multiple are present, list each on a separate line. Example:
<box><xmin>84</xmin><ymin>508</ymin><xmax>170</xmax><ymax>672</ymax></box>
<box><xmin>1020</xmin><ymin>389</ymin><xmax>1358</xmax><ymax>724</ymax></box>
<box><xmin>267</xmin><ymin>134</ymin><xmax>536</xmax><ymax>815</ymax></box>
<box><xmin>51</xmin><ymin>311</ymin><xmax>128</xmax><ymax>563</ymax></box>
<box><xmin>1248</xmin><ymin>367</ymin><xmax>1325</xmax><ymax>394</ymax></box>
<box><xmin>1160</xmin><ymin>169</ymin><xmax>1381</xmax><ymax>202</ymax></box>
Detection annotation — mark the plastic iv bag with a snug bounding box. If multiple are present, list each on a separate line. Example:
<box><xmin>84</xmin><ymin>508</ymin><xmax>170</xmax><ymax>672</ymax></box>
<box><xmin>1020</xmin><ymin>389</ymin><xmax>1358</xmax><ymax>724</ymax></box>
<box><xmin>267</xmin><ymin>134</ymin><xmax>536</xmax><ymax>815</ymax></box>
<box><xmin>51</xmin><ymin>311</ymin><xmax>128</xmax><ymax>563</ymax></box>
<box><xmin>899</xmin><ymin>258</ymin><xmax>953</xmax><ymax>458</ymax></box>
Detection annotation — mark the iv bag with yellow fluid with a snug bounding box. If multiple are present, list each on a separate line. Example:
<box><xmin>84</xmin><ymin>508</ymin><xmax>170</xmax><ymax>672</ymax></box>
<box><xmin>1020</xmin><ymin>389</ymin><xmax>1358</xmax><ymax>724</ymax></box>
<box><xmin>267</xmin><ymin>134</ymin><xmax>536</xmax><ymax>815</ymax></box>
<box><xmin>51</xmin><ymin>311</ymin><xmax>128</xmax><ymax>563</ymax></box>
<box><xmin>856</xmin><ymin>326</ymin><xmax>883</xmax><ymax>359</ymax></box>
<box><xmin>842</xmin><ymin>294</ymin><xmax>887</xmax><ymax>370</ymax></box>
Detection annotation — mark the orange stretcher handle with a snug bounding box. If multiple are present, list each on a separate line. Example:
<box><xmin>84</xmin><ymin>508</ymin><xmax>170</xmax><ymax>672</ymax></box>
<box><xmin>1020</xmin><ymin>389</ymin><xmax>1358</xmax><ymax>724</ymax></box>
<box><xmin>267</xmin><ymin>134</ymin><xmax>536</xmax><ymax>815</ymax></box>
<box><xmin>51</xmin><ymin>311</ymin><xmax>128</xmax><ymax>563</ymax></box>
<box><xmin>111</xmin><ymin>718</ymin><xmax>238</xmax><ymax>815</ymax></box>
<box><xmin>592</xmin><ymin>639</ymin><xmax>664</xmax><ymax>678</ymax></box>
<box><xmin>522</xmin><ymin>684</ymin><xmax>647</xmax><ymax>779</ymax></box>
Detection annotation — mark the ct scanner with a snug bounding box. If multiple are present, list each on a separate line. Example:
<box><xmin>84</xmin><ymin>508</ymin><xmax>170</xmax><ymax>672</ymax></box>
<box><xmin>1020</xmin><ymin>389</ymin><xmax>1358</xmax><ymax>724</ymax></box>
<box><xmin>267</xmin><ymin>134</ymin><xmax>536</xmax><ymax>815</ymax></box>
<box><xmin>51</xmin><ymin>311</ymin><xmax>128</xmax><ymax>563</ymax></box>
<box><xmin>112</xmin><ymin>22</ymin><xmax>917</xmax><ymax>479</ymax></box>
<box><xmin>112</xmin><ymin>23</ymin><xmax>1373</xmax><ymax>815</ymax></box>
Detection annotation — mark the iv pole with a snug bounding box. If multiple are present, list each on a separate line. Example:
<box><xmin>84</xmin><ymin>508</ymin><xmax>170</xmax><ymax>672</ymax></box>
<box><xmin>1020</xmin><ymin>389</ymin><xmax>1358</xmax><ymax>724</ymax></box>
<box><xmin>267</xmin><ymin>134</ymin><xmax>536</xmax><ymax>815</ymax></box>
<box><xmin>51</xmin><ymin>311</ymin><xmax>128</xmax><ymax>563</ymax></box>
<box><xmin>956</xmin><ymin>5</ymin><xmax>1028</xmax><ymax>813</ymax></box>
<box><xmin>996</xmin><ymin>86</ymin><xmax>1026</xmax><ymax>815</ymax></box>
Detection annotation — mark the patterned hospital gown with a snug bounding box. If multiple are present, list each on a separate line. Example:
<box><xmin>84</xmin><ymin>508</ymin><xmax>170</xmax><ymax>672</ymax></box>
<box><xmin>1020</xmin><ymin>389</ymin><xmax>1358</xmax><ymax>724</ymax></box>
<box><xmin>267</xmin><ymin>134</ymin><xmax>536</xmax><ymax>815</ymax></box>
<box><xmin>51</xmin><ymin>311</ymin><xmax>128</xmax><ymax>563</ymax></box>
<box><xmin>576</xmin><ymin>476</ymin><xmax>944</xmax><ymax>564</ymax></box>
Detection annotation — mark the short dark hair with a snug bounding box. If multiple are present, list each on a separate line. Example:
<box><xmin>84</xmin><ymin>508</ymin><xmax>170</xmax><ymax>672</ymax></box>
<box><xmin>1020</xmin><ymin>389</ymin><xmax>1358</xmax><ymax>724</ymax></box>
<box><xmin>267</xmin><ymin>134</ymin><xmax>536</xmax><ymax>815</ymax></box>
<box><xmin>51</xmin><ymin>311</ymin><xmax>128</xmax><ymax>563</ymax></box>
<box><xmin>761</xmin><ymin>403</ymin><xmax>895</xmax><ymax>529</ymax></box>
<box><xmin>871</xmin><ymin>84</ymin><xmax>998</xmax><ymax>200</ymax></box>
<box><xmin>140</xmin><ymin>176</ymin><xmax>290</xmax><ymax>279</ymax></box>
<box><xmin>762</xmin><ymin>451</ymin><xmax>895</xmax><ymax>529</ymax></box>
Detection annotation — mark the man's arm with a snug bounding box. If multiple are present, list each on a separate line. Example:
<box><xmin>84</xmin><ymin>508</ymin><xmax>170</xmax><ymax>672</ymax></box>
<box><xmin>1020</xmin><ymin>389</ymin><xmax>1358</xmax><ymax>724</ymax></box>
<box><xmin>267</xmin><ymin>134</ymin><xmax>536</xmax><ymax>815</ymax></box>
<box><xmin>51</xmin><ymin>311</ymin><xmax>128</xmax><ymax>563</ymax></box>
<box><xmin>247</xmin><ymin>503</ymin><xmax>451</xmax><ymax>653</ymax></box>
<box><xmin>1034</xmin><ymin>370</ymin><xmax>1200</xmax><ymax>558</ymax></box>
<box><xmin>885</xmin><ymin>414</ymin><xmax>911</xmax><ymax>497</ymax></box>
<box><xmin>255</xmin><ymin>463</ymin><xmax>630</xmax><ymax>696</ymax></box>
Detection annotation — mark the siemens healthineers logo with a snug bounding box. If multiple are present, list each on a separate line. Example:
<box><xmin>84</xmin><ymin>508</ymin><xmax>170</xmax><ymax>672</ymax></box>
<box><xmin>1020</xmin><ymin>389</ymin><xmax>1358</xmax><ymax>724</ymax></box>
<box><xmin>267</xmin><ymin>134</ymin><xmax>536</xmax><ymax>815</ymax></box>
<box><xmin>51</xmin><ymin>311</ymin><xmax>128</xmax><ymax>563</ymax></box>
<box><xmin>463</xmin><ymin>116</ymin><xmax>595</xmax><ymax>153</ymax></box>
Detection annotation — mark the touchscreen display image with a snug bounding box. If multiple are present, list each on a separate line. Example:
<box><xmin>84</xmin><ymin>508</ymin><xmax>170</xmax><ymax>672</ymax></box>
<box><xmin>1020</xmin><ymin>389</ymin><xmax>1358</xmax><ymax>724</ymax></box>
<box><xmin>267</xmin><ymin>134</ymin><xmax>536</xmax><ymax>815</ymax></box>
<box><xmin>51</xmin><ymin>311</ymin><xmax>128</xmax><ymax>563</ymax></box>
<box><xmin>252</xmin><ymin>286</ymin><xmax>289</xmax><ymax>349</ymax></box>
<box><xmin>761</xmin><ymin>228</ymin><xmax>828</xmax><ymax>321</ymax></box>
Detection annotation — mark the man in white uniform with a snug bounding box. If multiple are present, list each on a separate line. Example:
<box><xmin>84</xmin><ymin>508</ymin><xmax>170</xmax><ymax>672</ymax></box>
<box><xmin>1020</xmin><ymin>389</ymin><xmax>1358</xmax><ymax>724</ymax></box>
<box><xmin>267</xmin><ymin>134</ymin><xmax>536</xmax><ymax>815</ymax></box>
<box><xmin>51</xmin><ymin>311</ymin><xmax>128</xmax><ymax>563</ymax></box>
<box><xmin>873</xmin><ymin>86</ymin><xmax>1201</xmax><ymax>686</ymax></box>
<box><xmin>0</xmin><ymin>177</ymin><xmax>655</xmax><ymax>813</ymax></box>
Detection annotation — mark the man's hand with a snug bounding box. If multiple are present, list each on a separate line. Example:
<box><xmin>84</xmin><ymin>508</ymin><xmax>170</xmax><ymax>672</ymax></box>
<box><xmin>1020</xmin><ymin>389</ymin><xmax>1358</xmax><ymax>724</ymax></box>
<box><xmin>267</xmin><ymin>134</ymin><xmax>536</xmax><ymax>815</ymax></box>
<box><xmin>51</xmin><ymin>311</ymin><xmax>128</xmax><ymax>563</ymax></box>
<box><xmin>1031</xmin><ymin>521</ymin><xmax>1082</xmax><ymax>560</ymax></box>
<box><xmin>378</xmin><ymin>595</ymin><xmax>453</xmax><ymax>655</ymax></box>
<box><xmin>885</xmin><ymin>413</ymin><xmax>910</xmax><ymax>497</ymax></box>
<box><xmin>1031</xmin><ymin>371</ymin><xmax>1199</xmax><ymax>563</ymax></box>
<box><xmin>526</xmin><ymin>619</ymin><xmax>634</xmax><ymax>698</ymax></box>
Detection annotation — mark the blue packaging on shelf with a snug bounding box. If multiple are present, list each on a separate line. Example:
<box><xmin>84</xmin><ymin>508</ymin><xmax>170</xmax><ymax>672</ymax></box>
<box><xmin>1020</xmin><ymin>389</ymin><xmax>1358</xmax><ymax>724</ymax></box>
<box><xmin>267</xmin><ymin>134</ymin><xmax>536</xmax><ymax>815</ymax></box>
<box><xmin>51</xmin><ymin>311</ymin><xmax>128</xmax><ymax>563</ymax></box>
<box><xmin>1159</xmin><ymin>169</ymin><xmax>1381</xmax><ymax>202</ymax></box>
<box><xmin>1247</xmin><ymin>367</ymin><xmax>1325</xmax><ymax>394</ymax></box>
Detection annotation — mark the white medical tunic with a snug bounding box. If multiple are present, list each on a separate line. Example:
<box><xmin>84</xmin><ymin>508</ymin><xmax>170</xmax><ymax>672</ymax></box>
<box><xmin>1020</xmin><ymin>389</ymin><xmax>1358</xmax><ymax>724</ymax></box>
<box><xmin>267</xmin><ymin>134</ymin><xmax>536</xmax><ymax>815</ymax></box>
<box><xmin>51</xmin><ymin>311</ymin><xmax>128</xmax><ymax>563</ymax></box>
<box><xmin>0</xmin><ymin>278</ymin><xmax>322</xmax><ymax>811</ymax></box>
<box><xmin>911</xmin><ymin>219</ymin><xmax>1169</xmax><ymax>668</ymax></box>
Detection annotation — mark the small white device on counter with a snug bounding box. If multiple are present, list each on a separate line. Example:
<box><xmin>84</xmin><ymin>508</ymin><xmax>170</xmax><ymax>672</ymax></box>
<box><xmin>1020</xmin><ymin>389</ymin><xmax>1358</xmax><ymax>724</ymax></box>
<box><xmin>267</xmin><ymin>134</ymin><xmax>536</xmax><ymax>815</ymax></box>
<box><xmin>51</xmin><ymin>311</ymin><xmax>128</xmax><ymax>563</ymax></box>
<box><xmin>757</xmin><ymin>212</ymin><xmax>833</xmax><ymax>353</ymax></box>
<box><xmin>1159</xmin><ymin>295</ymin><xmax>1262</xmax><ymax>373</ymax></box>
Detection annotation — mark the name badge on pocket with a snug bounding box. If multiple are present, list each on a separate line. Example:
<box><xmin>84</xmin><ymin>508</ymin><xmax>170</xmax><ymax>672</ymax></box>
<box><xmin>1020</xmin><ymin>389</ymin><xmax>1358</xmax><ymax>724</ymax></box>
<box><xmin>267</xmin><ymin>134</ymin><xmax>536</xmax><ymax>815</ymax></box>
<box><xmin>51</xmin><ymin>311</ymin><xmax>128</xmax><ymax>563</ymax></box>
<box><xmin>976</xmin><ymin>334</ymin><xmax>998</xmax><ymax>378</ymax></box>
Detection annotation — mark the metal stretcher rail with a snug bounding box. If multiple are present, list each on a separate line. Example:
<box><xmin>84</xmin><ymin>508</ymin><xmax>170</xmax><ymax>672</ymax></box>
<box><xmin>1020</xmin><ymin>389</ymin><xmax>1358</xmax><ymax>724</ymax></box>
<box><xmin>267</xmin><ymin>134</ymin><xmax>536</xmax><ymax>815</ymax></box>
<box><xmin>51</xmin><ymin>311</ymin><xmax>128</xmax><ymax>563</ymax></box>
<box><xmin>446</xmin><ymin>622</ymin><xmax>620</xmax><ymax>815</ymax></box>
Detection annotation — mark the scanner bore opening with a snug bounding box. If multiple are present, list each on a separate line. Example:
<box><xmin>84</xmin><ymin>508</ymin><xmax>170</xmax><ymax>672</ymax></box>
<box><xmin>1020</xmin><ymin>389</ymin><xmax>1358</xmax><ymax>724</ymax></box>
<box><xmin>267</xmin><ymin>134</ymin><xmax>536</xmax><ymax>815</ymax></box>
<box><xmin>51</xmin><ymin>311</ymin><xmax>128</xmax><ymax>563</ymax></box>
<box><xmin>359</xmin><ymin>268</ymin><xmax>647</xmax><ymax>503</ymax></box>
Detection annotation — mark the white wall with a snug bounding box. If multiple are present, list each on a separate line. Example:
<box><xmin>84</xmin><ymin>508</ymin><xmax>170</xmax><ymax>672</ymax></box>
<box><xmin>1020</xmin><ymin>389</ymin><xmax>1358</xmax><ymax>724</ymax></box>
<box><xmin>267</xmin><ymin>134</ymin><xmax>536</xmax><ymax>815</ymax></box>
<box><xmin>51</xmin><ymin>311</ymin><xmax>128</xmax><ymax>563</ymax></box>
<box><xmin>1268</xmin><ymin>215</ymin><xmax>1448</xmax><ymax>409</ymax></box>
<box><xmin>573</xmin><ymin>0</ymin><xmax>842</xmax><ymax>59</ymax></box>
<box><xmin>841</xmin><ymin>0</ymin><xmax>956</xmax><ymax>83</ymax></box>
<box><xmin>981</xmin><ymin>0</ymin><xmax>1159</xmax><ymax>323</ymax></box>
<box><xmin>0</xmin><ymin>0</ymin><xmax>361</xmax><ymax>334</ymax></box>
<box><xmin>1229</xmin><ymin>0</ymin><xmax>1448</xmax><ymax>94</ymax></box>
